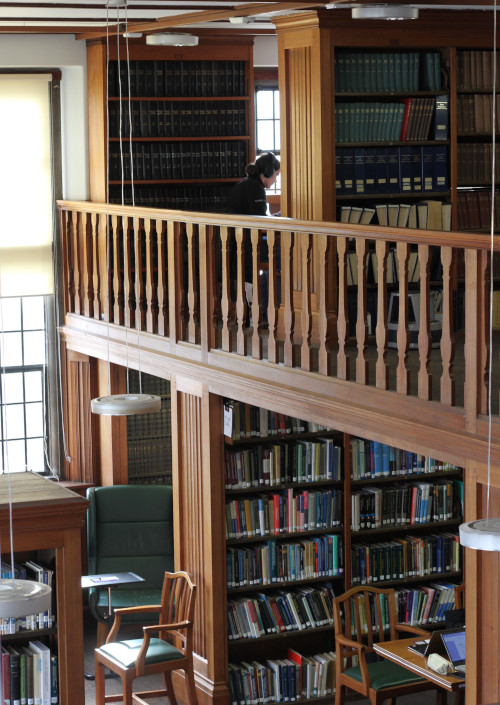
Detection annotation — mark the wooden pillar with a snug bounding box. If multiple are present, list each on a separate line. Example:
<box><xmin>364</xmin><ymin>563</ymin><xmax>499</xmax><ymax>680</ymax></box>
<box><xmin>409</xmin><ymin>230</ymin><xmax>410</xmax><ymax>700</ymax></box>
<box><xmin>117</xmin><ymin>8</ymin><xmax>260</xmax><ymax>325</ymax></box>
<box><xmin>274</xmin><ymin>13</ymin><xmax>337</xmax><ymax>344</ymax></box>
<box><xmin>170</xmin><ymin>376</ymin><xmax>228</xmax><ymax>705</ymax></box>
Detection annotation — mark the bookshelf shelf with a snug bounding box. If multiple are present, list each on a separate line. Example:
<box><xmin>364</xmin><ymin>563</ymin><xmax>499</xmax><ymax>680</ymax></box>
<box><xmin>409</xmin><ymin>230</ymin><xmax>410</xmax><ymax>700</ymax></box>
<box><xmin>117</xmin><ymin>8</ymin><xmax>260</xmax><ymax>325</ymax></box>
<box><xmin>227</xmin><ymin>575</ymin><xmax>344</xmax><ymax>596</ymax></box>
<box><xmin>228</xmin><ymin>623</ymin><xmax>335</xmax><ymax>646</ymax></box>
<box><xmin>226</xmin><ymin>525</ymin><xmax>344</xmax><ymax>547</ymax></box>
<box><xmin>351</xmin><ymin>518</ymin><xmax>461</xmax><ymax>537</ymax></box>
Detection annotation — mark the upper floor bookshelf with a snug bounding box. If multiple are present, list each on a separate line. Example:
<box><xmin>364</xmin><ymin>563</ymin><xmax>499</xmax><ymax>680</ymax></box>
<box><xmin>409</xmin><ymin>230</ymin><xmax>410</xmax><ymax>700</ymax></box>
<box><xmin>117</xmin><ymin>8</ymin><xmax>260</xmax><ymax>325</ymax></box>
<box><xmin>86</xmin><ymin>37</ymin><xmax>255</xmax><ymax>213</ymax></box>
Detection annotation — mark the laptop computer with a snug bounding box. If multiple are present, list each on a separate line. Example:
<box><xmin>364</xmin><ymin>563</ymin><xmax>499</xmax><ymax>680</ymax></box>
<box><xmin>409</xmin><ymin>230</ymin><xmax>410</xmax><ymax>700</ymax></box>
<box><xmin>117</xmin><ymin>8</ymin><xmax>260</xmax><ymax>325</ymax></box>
<box><xmin>441</xmin><ymin>629</ymin><xmax>466</xmax><ymax>673</ymax></box>
<box><xmin>408</xmin><ymin>629</ymin><xmax>442</xmax><ymax>657</ymax></box>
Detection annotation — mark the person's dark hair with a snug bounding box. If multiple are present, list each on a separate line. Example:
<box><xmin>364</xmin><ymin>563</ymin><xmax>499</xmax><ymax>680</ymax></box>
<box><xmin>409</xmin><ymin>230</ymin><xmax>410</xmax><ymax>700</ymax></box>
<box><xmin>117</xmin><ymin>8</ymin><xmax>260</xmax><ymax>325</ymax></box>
<box><xmin>245</xmin><ymin>152</ymin><xmax>280</xmax><ymax>179</ymax></box>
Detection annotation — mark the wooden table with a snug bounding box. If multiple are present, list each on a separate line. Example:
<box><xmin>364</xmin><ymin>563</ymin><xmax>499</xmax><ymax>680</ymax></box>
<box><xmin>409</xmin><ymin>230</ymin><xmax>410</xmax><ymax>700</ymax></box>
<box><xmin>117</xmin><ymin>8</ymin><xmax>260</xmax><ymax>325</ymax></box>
<box><xmin>374</xmin><ymin>637</ymin><xmax>465</xmax><ymax>700</ymax></box>
<box><xmin>0</xmin><ymin>473</ymin><xmax>89</xmax><ymax>705</ymax></box>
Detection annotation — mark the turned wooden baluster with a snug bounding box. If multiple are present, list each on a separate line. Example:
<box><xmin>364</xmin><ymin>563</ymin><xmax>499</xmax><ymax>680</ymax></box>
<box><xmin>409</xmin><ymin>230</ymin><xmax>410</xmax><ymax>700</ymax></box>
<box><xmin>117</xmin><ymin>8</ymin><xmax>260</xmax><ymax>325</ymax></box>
<box><xmin>235</xmin><ymin>227</ymin><xmax>247</xmax><ymax>356</ymax></box>
<box><xmin>356</xmin><ymin>238</ymin><xmax>368</xmax><ymax>385</ymax></box>
<box><xmin>156</xmin><ymin>218</ymin><xmax>167</xmax><ymax>337</ymax></box>
<box><xmin>220</xmin><ymin>226</ymin><xmax>232</xmax><ymax>353</ymax></box>
<box><xmin>64</xmin><ymin>211</ymin><xmax>75</xmax><ymax>315</ymax></box>
<box><xmin>300</xmin><ymin>233</ymin><xmax>313</xmax><ymax>372</ymax></box>
<box><xmin>134</xmin><ymin>216</ymin><xmax>146</xmax><ymax>332</ymax></box>
<box><xmin>186</xmin><ymin>222</ymin><xmax>198</xmax><ymax>344</ymax></box>
<box><xmin>83</xmin><ymin>212</ymin><xmax>94</xmax><ymax>320</ymax></box>
<box><xmin>417</xmin><ymin>244</ymin><xmax>432</xmax><ymax>401</ymax></box>
<box><xmin>440</xmin><ymin>246</ymin><xmax>455</xmax><ymax>405</ymax></box>
<box><xmin>396</xmin><ymin>242</ymin><xmax>410</xmax><ymax>395</ymax></box>
<box><xmin>375</xmin><ymin>239</ymin><xmax>389</xmax><ymax>390</ymax></box>
<box><xmin>267</xmin><ymin>230</ymin><xmax>278</xmax><ymax>365</ymax></box>
<box><xmin>144</xmin><ymin>218</ymin><xmax>156</xmax><ymax>334</ymax></box>
<box><xmin>250</xmin><ymin>228</ymin><xmax>262</xmax><ymax>360</ymax></box>
<box><xmin>282</xmin><ymin>231</ymin><xmax>295</xmax><ymax>368</ymax></box>
<box><xmin>123</xmin><ymin>216</ymin><xmax>134</xmax><ymax>329</ymax></box>
<box><xmin>73</xmin><ymin>211</ymin><xmax>82</xmax><ymax>316</ymax></box>
<box><xmin>317</xmin><ymin>234</ymin><xmax>331</xmax><ymax>377</ymax></box>
<box><xmin>111</xmin><ymin>214</ymin><xmax>123</xmax><ymax>325</ymax></box>
<box><xmin>337</xmin><ymin>236</ymin><xmax>349</xmax><ymax>381</ymax></box>
<box><xmin>94</xmin><ymin>212</ymin><xmax>106</xmax><ymax>322</ymax></box>
<box><xmin>203</xmin><ymin>224</ymin><xmax>217</xmax><ymax>355</ymax></box>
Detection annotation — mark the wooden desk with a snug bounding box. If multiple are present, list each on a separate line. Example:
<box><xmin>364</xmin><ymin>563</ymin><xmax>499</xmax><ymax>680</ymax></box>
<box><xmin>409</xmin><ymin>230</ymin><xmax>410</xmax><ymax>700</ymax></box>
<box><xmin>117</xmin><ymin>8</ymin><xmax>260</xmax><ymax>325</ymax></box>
<box><xmin>374</xmin><ymin>637</ymin><xmax>465</xmax><ymax>695</ymax></box>
<box><xmin>0</xmin><ymin>473</ymin><xmax>89</xmax><ymax>705</ymax></box>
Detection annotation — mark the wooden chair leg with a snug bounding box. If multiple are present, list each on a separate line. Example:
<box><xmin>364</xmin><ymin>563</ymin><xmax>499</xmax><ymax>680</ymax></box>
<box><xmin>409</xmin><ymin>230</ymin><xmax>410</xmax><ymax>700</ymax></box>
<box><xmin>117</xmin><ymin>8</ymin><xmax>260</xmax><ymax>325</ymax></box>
<box><xmin>335</xmin><ymin>683</ymin><xmax>346</xmax><ymax>705</ymax></box>
<box><xmin>185</xmin><ymin>667</ymin><xmax>199</xmax><ymax>705</ymax></box>
<box><xmin>123</xmin><ymin>672</ymin><xmax>134</xmax><ymax>705</ymax></box>
<box><xmin>97</xmin><ymin>621</ymin><xmax>110</xmax><ymax>647</ymax></box>
<box><xmin>163</xmin><ymin>671</ymin><xmax>178</xmax><ymax>705</ymax></box>
<box><xmin>94</xmin><ymin>657</ymin><xmax>106</xmax><ymax>705</ymax></box>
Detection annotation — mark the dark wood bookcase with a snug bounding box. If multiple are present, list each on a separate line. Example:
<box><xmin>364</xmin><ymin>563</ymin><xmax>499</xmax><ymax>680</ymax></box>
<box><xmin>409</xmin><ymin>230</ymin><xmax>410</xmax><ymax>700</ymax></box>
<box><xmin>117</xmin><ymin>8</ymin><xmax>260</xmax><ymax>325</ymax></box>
<box><xmin>87</xmin><ymin>37</ymin><xmax>255</xmax><ymax>213</ymax></box>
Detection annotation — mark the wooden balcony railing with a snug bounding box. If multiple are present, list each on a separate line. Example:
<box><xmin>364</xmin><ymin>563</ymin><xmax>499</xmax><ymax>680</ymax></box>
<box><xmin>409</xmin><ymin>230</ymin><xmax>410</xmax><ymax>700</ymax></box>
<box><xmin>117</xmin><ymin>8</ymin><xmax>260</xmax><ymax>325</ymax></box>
<box><xmin>58</xmin><ymin>200</ymin><xmax>499</xmax><ymax>429</ymax></box>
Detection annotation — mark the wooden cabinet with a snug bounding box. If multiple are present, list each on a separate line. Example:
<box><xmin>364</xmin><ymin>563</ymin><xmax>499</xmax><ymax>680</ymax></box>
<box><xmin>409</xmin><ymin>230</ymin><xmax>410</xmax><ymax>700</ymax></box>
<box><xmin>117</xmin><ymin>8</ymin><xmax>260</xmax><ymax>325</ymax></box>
<box><xmin>0</xmin><ymin>473</ymin><xmax>88</xmax><ymax>705</ymax></box>
<box><xmin>87</xmin><ymin>37</ymin><xmax>255</xmax><ymax>211</ymax></box>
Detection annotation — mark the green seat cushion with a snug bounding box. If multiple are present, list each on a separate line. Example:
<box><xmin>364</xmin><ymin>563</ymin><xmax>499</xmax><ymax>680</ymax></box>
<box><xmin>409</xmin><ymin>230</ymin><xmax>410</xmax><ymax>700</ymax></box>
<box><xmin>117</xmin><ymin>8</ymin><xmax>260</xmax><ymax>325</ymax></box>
<box><xmin>98</xmin><ymin>638</ymin><xmax>183</xmax><ymax>669</ymax></box>
<box><xmin>345</xmin><ymin>661</ymin><xmax>427</xmax><ymax>690</ymax></box>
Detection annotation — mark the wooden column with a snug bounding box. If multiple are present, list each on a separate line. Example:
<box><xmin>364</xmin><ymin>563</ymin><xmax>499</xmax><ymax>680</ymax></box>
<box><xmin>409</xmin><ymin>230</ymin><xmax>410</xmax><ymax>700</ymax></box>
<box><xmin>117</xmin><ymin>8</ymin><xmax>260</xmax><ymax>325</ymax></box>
<box><xmin>274</xmin><ymin>13</ymin><xmax>337</xmax><ymax>344</ymax></box>
<box><xmin>170</xmin><ymin>376</ymin><xmax>228</xmax><ymax>705</ymax></box>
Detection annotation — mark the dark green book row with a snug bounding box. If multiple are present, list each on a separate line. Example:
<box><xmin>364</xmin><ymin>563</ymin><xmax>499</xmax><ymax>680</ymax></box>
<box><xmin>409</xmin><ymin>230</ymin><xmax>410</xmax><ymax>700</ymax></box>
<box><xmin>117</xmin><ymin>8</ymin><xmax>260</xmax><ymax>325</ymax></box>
<box><xmin>108</xmin><ymin>59</ymin><xmax>246</xmax><ymax>98</ymax></box>
<box><xmin>334</xmin><ymin>50</ymin><xmax>442</xmax><ymax>93</ymax></box>
<box><xmin>109</xmin><ymin>99</ymin><xmax>247</xmax><ymax>139</ymax></box>
<box><xmin>109</xmin><ymin>183</ymin><xmax>232</xmax><ymax>213</ymax></box>
<box><xmin>108</xmin><ymin>140</ymin><xmax>247</xmax><ymax>181</ymax></box>
<box><xmin>457</xmin><ymin>142</ymin><xmax>500</xmax><ymax>184</ymax></box>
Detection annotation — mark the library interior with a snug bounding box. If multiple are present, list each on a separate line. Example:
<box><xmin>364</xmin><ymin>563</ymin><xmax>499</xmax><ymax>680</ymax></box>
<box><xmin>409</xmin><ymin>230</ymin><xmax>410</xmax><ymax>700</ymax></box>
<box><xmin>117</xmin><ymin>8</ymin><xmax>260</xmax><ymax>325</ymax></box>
<box><xmin>0</xmin><ymin>2</ymin><xmax>499</xmax><ymax>705</ymax></box>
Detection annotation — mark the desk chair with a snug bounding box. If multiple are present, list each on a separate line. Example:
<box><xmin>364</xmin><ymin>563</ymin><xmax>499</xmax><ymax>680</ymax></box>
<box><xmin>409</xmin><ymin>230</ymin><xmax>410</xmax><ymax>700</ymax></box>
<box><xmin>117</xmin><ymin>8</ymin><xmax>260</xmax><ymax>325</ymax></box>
<box><xmin>333</xmin><ymin>585</ymin><xmax>446</xmax><ymax>705</ymax></box>
<box><xmin>95</xmin><ymin>571</ymin><xmax>198</xmax><ymax>705</ymax></box>
<box><xmin>87</xmin><ymin>484</ymin><xmax>174</xmax><ymax>646</ymax></box>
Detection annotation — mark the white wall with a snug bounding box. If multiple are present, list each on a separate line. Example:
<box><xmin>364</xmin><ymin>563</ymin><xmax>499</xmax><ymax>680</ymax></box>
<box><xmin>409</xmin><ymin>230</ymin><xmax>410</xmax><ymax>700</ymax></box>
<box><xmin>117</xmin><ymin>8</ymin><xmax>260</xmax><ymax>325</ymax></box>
<box><xmin>0</xmin><ymin>35</ymin><xmax>89</xmax><ymax>200</ymax></box>
<box><xmin>253</xmin><ymin>36</ymin><xmax>278</xmax><ymax>67</ymax></box>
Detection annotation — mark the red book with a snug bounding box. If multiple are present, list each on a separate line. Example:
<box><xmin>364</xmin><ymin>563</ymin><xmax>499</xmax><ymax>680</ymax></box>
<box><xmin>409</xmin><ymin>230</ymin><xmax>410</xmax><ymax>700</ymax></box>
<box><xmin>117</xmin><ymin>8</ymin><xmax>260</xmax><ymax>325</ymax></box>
<box><xmin>400</xmin><ymin>98</ymin><xmax>412</xmax><ymax>141</ymax></box>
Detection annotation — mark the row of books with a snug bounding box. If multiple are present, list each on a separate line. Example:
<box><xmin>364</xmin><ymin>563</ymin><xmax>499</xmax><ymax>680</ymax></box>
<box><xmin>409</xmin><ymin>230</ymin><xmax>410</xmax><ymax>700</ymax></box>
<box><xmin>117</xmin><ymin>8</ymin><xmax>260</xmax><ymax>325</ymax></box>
<box><xmin>224</xmin><ymin>440</ymin><xmax>342</xmax><ymax>490</ymax></box>
<box><xmin>350</xmin><ymin>439</ymin><xmax>461</xmax><ymax>480</ymax></box>
<box><xmin>227</xmin><ymin>584</ymin><xmax>336</xmax><ymax>640</ymax></box>
<box><xmin>456</xmin><ymin>49</ymin><xmax>500</xmax><ymax>91</ymax></box>
<box><xmin>225</xmin><ymin>488</ymin><xmax>343</xmax><ymax>539</ymax></box>
<box><xmin>109</xmin><ymin>100</ymin><xmax>247</xmax><ymax>139</ymax></box>
<box><xmin>335</xmin><ymin>145</ymin><xmax>448</xmax><ymax>196</ymax></box>
<box><xmin>394</xmin><ymin>582</ymin><xmax>459</xmax><ymax>626</ymax></box>
<box><xmin>0</xmin><ymin>560</ymin><xmax>54</xmax><ymax>633</ymax></box>
<box><xmin>457</xmin><ymin>143</ymin><xmax>499</xmax><ymax>185</ymax></box>
<box><xmin>225</xmin><ymin>401</ymin><xmax>332</xmax><ymax>441</ymax></box>
<box><xmin>457</xmin><ymin>93</ymin><xmax>500</xmax><ymax>134</ymax></box>
<box><xmin>127</xmin><ymin>403</ymin><xmax>171</xmax><ymax>439</ymax></box>
<box><xmin>334</xmin><ymin>50</ymin><xmax>442</xmax><ymax>93</ymax></box>
<box><xmin>457</xmin><ymin>188</ymin><xmax>500</xmax><ymax>231</ymax></box>
<box><xmin>108</xmin><ymin>59</ymin><xmax>247</xmax><ymax>98</ymax></box>
<box><xmin>350</xmin><ymin>532</ymin><xmax>461</xmax><ymax>585</ymax></box>
<box><xmin>228</xmin><ymin>650</ymin><xmax>336</xmax><ymax>705</ymax></box>
<box><xmin>340</xmin><ymin>200</ymin><xmax>452</xmax><ymax>234</ymax></box>
<box><xmin>108</xmin><ymin>140</ymin><xmax>247</xmax><ymax>182</ymax></box>
<box><xmin>350</xmin><ymin>480</ymin><xmax>462</xmax><ymax>531</ymax></box>
<box><xmin>1</xmin><ymin>642</ymin><xmax>58</xmax><ymax>705</ymax></box>
<box><xmin>335</xmin><ymin>96</ymin><xmax>447</xmax><ymax>144</ymax></box>
<box><xmin>109</xmin><ymin>184</ymin><xmax>231</xmax><ymax>212</ymax></box>
<box><xmin>227</xmin><ymin>535</ymin><xmax>344</xmax><ymax>588</ymax></box>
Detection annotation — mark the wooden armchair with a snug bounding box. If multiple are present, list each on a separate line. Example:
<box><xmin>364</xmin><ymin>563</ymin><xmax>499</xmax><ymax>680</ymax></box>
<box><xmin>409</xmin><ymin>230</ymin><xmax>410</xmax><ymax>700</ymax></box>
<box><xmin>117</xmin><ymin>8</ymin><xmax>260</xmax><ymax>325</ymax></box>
<box><xmin>95</xmin><ymin>571</ymin><xmax>198</xmax><ymax>705</ymax></box>
<box><xmin>333</xmin><ymin>585</ymin><xmax>446</xmax><ymax>705</ymax></box>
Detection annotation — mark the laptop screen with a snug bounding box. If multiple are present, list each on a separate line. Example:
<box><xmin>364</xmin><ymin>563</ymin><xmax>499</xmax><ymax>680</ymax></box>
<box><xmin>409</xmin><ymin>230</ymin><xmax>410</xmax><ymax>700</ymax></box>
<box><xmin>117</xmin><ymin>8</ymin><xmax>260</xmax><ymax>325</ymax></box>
<box><xmin>441</xmin><ymin>630</ymin><xmax>466</xmax><ymax>664</ymax></box>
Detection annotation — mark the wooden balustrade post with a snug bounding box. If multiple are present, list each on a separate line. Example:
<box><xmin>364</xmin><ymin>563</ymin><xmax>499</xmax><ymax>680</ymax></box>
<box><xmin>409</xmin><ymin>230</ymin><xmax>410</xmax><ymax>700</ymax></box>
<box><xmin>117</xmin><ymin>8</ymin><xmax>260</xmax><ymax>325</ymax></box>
<box><xmin>318</xmin><ymin>234</ymin><xmax>331</xmax><ymax>376</ymax></box>
<box><xmin>251</xmin><ymin>228</ymin><xmax>262</xmax><ymax>360</ymax></box>
<box><xmin>186</xmin><ymin>222</ymin><xmax>198</xmax><ymax>345</ymax></box>
<box><xmin>144</xmin><ymin>218</ymin><xmax>156</xmax><ymax>335</ymax></box>
<box><xmin>73</xmin><ymin>212</ymin><xmax>82</xmax><ymax>316</ymax></box>
<box><xmin>95</xmin><ymin>212</ymin><xmax>107</xmax><ymax>322</ymax></box>
<box><xmin>282</xmin><ymin>231</ymin><xmax>295</xmax><ymax>367</ymax></box>
<box><xmin>168</xmin><ymin>220</ymin><xmax>184</xmax><ymax>349</ymax></box>
<box><xmin>123</xmin><ymin>216</ymin><xmax>134</xmax><ymax>330</ymax></box>
<box><xmin>235</xmin><ymin>227</ymin><xmax>247</xmax><ymax>357</ymax></box>
<box><xmin>199</xmin><ymin>223</ymin><xmax>212</xmax><ymax>361</ymax></box>
<box><xmin>133</xmin><ymin>216</ymin><xmax>146</xmax><ymax>332</ymax></box>
<box><xmin>417</xmin><ymin>244</ymin><xmax>432</xmax><ymax>401</ymax></box>
<box><xmin>355</xmin><ymin>238</ymin><xmax>368</xmax><ymax>385</ymax></box>
<box><xmin>337</xmin><ymin>236</ymin><xmax>349</xmax><ymax>381</ymax></box>
<box><xmin>396</xmin><ymin>242</ymin><xmax>410</xmax><ymax>395</ymax></box>
<box><xmin>267</xmin><ymin>230</ymin><xmax>279</xmax><ymax>365</ymax></box>
<box><xmin>375</xmin><ymin>239</ymin><xmax>389</xmax><ymax>390</ymax></box>
<box><xmin>111</xmin><ymin>214</ymin><xmax>123</xmax><ymax>326</ymax></box>
<box><xmin>219</xmin><ymin>226</ymin><xmax>232</xmax><ymax>354</ymax></box>
<box><xmin>440</xmin><ymin>246</ymin><xmax>455</xmax><ymax>406</ymax></box>
<box><xmin>156</xmin><ymin>218</ymin><xmax>167</xmax><ymax>338</ymax></box>
<box><xmin>300</xmin><ymin>233</ymin><xmax>313</xmax><ymax>372</ymax></box>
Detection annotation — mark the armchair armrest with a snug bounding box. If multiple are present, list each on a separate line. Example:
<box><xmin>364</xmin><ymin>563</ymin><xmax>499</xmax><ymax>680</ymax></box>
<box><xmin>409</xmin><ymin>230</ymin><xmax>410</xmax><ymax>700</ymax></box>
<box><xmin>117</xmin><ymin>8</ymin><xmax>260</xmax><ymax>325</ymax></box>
<box><xmin>394</xmin><ymin>623</ymin><xmax>429</xmax><ymax>638</ymax></box>
<box><xmin>107</xmin><ymin>604</ymin><xmax>162</xmax><ymax>642</ymax></box>
<box><xmin>135</xmin><ymin>620</ymin><xmax>193</xmax><ymax>674</ymax></box>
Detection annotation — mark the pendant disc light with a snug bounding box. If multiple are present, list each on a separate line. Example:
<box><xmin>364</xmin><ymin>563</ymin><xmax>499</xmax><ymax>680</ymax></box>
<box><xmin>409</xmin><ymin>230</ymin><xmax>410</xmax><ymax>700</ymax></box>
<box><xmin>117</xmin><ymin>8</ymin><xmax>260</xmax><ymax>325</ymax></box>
<box><xmin>0</xmin><ymin>579</ymin><xmax>51</xmax><ymax>618</ymax></box>
<box><xmin>91</xmin><ymin>393</ymin><xmax>161</xmax><ymax>416</ymax></box>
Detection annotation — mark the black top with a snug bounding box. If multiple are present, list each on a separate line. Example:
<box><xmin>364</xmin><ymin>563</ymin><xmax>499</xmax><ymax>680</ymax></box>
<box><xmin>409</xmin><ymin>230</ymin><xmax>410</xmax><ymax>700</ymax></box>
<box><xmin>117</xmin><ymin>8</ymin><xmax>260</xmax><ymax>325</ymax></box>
<box><xmin>227</xmin><ymin>175</ymin><xmax>268</xmax><ymax>216</ymax></box>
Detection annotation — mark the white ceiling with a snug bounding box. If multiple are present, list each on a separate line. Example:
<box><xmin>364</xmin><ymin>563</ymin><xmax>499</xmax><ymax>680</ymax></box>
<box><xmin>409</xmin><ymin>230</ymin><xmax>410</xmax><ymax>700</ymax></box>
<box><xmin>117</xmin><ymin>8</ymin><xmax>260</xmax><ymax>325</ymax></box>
<box><xmin>0</xmin><ymin>0</ymin><xmax>497</xmax><ymax>36</ymax></box>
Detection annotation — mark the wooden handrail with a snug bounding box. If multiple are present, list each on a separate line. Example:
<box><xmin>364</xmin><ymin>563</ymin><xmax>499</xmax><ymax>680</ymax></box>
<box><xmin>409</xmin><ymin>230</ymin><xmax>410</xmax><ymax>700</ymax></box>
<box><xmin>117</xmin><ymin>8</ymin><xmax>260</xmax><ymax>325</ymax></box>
<box><xmin>57</xmin><ymin>200</ymin><xmax>499</xmax><ymax>424</ymax></box>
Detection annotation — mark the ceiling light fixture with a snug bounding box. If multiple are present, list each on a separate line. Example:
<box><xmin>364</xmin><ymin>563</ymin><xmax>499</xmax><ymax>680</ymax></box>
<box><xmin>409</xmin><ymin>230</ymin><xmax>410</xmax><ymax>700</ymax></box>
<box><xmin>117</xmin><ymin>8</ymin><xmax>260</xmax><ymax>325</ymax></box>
<box><xmin>351</xmin><ymin>4</ymin><xmax>419</xmax><ymax>20</ymax></box>
<box><xmin>229</xmin><ymin>16</ymin><xmax>255</xmax><ymax>24</ymax></box>
<box><xmin>91</xmin><ymin>394</ymin><xmax>161</xmax><ymax>416</ymax></box>
<box><xmin>146</xmin><ymin>33</ymin><xmax>199</xmax><ymax>47</ymax></box>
